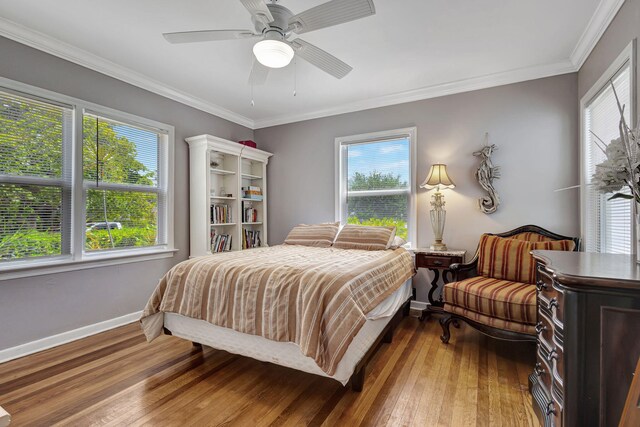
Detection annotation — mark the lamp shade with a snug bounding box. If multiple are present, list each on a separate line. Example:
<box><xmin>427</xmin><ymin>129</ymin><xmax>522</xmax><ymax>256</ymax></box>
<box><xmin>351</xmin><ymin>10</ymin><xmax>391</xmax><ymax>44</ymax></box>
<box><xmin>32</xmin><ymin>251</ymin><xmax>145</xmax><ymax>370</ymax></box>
<box><xmin>420</xmin><ymin>164</ymin><xmax>455</xmax><ymax>189</ymax></box>
<box><xmin>253</xmin><ymin>39</ymin><xmax>294</xmax><ymax>68</ymax></box>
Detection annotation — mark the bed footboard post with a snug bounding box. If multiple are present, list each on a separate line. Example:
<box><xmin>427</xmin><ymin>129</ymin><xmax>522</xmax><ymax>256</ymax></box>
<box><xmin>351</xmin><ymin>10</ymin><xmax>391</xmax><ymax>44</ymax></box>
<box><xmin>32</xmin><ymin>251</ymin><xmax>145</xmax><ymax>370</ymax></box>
<box><xmin>351</xmin><ymin>367</ymin><xmax>365</xmax><ymax>392</ymax></box>
<box><xmin>383</xmin><ymin>326</ymin><xmax>394</xmax><ymax>343</ymax></box>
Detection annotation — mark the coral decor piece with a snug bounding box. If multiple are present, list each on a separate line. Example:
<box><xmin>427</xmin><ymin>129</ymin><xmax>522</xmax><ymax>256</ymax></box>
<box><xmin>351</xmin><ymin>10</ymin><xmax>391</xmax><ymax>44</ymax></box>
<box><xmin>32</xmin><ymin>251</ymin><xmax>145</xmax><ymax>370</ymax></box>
<box><xmin>474</xmin><ymin>135</ymin><xmax>501</xmax><ymax>214</ymax></box>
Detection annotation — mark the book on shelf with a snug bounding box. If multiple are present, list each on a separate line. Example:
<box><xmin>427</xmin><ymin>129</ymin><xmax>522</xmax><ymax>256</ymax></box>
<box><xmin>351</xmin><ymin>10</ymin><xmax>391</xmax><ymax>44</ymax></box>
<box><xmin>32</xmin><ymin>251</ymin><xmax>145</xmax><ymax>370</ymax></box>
<box><xmin>210</xmin><ymin>203</ymin><xmax>233</xmax><ymax>224</ymax></box>
<box><xmin>242</xmin><ymin>229</ymin><xmax>261</xmax><ymax>249</ymax></box>
<box><xmin>241</xmin><ymin>201</ymin><xmax>258</xmax><ymax>223</ymax></box>
<box><xmin>210</xmin><ymin>230</ymin><xmax>232</xmax><ymax>253</ymax></box>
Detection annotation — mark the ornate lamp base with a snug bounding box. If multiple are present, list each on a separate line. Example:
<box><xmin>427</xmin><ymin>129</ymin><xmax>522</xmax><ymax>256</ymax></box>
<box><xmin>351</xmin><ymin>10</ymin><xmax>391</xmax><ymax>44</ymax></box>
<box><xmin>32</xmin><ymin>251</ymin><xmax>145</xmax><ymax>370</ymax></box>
<box><xmin>430</xmin><ymin>242</ymin><xmax>448</xmax><ymax>251</ymax></box>
<box><xmin>430</xmin><ymin>191</ymin><xmax>448</xmax><ymax>251</ymax></box>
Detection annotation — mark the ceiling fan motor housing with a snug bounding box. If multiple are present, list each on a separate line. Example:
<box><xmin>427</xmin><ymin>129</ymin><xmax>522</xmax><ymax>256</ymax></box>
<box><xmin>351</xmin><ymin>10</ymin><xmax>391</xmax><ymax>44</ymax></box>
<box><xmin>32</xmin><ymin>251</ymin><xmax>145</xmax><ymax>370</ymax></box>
<box><xmin>253</xmin><ymin>4</ymin><xmax>294</xmax><ymax>38</ymax></box>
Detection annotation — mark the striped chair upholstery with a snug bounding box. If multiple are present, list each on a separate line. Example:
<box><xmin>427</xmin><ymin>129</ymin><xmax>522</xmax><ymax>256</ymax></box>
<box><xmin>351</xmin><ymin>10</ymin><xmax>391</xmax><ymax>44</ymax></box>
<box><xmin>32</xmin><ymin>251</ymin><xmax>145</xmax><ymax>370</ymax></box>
<box><xmin>443</xmin><ymin>276</ymin><xmax>537</xmax><ymax>325</ymax></box>
<box><xmin>443</xmin><ymin>231</ymin><xmax>576</xmax><ymax>337</ymax></box>
<box><xmin>477</xmin><ymin>234</ymin><xmax>576</xmax><ymax>284</ymax></box>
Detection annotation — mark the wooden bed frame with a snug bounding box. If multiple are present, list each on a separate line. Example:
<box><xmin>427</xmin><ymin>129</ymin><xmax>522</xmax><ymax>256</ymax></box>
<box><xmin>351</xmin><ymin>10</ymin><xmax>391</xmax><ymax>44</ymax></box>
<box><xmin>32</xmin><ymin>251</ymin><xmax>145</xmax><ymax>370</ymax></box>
<box><xmin>163</xmin><ymin>296</ymin><xmax>412</xmax><ymax>392</ymax></box>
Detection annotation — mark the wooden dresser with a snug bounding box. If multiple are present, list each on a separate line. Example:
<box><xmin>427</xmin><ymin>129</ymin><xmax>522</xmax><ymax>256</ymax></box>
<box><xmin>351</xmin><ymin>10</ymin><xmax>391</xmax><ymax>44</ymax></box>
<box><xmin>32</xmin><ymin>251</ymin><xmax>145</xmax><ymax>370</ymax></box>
<box><xmin>530</xmin><ymin>251</ymin><xmax>640</xmax><ymax>427</ymax></box>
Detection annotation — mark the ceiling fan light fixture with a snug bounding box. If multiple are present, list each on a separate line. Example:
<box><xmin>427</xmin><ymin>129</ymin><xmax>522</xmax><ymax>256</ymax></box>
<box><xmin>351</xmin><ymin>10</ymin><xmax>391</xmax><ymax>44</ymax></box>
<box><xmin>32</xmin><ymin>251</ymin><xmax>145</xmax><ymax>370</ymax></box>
<box><xmin>253</xmin><ymin>39</ymin><xmax>294</xmax><ymax>68</ymax></box>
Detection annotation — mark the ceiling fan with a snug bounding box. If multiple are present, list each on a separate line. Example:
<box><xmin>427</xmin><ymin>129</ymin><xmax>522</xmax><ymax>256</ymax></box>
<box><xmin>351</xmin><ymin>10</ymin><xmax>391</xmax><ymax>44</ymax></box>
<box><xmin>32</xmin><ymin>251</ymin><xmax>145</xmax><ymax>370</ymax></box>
<box><xmin>162</xmin><ymin>0</ymin><xmax>376</xmax><ymax>84</ymax></box>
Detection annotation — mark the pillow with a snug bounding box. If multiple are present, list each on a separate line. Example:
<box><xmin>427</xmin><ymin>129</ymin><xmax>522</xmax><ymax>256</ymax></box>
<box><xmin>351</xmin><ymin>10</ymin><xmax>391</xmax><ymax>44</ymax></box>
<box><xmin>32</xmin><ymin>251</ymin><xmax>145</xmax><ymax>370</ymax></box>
<box><xmin>477</xmin><ymin>234</ymin><xmax>575</xmax><ymax>284</ymax></box>
<box><xmin>510</xmin><ymin>232</ymin><xmax>556</xmax><ymax>243</ymax></box>
<box><xmin>389</xmin><ymin>235</ymin><xmax>407</xmax><ymax>249</ymax></box>
<box><xmin>534</xmin><ymin>239</ymin><xmax>576</xmax><ymax>252</ymax></box>
<box><xmin>284</xmin><ymin>222</ymin><xmax>339</xmax><ymax>247</ymax></box>
<box><xmin>333</xmin><ymin>224</ymin><xmax>396</xmax><ymax>251</ymax></box>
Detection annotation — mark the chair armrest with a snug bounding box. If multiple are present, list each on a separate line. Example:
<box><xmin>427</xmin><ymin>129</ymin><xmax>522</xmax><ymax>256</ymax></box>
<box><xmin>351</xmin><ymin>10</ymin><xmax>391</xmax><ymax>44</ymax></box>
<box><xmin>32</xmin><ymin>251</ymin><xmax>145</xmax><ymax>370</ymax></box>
<box><xmin>449</xmin><ymin>258</ymin><xmax>478</xmax><ymax>282</ymax></box>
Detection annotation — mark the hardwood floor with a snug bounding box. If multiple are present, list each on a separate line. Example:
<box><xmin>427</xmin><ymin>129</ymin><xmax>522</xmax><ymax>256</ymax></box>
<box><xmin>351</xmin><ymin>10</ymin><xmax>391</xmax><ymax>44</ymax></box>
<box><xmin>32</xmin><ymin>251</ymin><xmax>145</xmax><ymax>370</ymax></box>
<box><xmin>0</xmin><ymin>317</ymin><xmax>537</xmax><ymax>426</ymax></box>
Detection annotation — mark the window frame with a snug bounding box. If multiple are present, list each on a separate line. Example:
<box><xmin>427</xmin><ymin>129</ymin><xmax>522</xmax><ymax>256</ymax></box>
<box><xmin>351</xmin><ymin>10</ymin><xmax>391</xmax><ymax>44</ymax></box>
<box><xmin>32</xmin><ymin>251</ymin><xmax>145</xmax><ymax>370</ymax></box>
<box><xmin>0</xmin><ymin>76</ymin><xmax>175</xmax><ymax>280</ymax></box>
<box><xmin>580</xmin><ymin>40</ymin><xmax>637</xmax><ymax>253</ymax></box>
<box><xmin>334</xmin><ymin>127</ymin><xmax>417</xmax><ymax>246</ymax></box>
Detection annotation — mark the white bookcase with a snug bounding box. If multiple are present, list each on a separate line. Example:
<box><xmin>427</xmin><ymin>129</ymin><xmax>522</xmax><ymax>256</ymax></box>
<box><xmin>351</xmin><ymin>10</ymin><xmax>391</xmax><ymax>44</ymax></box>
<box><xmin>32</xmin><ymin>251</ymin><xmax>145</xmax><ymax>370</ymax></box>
<box><xmin>186</xmin><ymin>134</ymin><xmax>272</xmax><ymax>257</ymax></box>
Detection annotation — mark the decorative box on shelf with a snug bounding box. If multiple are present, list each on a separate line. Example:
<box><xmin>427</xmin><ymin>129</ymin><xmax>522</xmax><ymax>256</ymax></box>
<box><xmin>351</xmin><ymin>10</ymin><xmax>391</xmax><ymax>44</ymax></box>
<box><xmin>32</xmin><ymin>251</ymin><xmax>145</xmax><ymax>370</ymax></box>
<box><xmin>238</xmin><ymin>140</ymin><xmax>257</xmax><ymax>148</ymax></box>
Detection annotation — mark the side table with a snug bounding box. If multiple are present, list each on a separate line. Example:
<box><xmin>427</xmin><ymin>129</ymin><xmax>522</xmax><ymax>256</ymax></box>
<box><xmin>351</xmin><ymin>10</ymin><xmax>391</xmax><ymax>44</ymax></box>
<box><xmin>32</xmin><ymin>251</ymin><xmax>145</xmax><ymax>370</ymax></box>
<box><xmin>412</xmin><ymin>248</ymin><xmax>466</xmax><ymax>320</ymax></box>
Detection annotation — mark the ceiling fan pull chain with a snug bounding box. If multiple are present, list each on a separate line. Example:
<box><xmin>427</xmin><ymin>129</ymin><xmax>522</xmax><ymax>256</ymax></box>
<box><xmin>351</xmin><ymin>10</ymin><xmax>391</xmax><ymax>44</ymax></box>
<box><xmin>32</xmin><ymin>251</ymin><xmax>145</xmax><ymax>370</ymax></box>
<box><xmin>293</xmin><ymin>56</ymin><xmax>297</xmax><ymax>97</ymax></box>
<box><xmin>250</xmin><ymin>50</ymin><xmax>255</xmax><ymax>106</ymax></box>
<box><xmin>251</xmin><ymin>77</ymin><xmax>255</xmax><ymax>107</ymax></box>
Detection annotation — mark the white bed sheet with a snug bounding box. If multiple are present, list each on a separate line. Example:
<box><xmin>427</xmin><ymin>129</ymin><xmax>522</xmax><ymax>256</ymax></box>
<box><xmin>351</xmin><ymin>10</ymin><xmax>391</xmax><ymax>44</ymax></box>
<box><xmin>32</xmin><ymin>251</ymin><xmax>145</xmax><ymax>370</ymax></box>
<box><xmin>164</xmin><ymin>279</ymin><xmax>412</xmax><ymax>385</ymax></box>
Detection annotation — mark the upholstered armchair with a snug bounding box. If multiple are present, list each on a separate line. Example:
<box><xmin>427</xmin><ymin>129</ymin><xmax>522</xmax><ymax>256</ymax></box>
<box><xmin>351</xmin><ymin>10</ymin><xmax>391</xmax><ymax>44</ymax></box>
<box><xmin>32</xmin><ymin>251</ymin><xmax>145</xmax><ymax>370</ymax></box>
<box><xmin>440</xmin><ymin>225</ymin><xmax>580</xmax><ymax>343</ymax></box>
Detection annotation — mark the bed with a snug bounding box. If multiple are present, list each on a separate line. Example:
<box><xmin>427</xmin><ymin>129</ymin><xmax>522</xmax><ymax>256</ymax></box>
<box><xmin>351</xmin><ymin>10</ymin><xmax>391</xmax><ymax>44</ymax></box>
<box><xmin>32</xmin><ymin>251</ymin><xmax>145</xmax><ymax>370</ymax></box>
<box><xmin>140</xmin><ymin>243</ymin><xmax>415</xmax><ymax>390</ymax></box>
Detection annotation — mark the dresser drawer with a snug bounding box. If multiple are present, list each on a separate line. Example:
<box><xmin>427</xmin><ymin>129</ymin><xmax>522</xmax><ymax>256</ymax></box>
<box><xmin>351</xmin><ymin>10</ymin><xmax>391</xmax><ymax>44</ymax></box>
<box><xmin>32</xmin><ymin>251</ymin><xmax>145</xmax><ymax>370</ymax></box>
<box><xmin>415</xmin><ymin>254</ymin><xmax>454</xmax><ymax>269</ymax></box>
<box><xmin>536</xmin><ymin>310</ymin><xmax>555</xmax><ymax>350</ymax></box>
<box><xmin>537</xmin><ymin>267</ymin><xmax>564</xmax><ymax>326</ymax></box>
<box><xmin>534</xmin><ymin>349</ymin><xmax>553</xmax><ymax>396</ymax></box>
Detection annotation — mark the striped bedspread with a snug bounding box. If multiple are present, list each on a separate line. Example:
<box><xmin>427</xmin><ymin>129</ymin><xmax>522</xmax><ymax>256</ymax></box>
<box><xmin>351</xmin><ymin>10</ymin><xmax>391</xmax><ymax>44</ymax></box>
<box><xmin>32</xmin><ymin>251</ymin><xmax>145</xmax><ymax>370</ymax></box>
<box><xmin>140</xmin><ymin>245</ymin><xmax>414</xmax><ymax>375</ymax></box>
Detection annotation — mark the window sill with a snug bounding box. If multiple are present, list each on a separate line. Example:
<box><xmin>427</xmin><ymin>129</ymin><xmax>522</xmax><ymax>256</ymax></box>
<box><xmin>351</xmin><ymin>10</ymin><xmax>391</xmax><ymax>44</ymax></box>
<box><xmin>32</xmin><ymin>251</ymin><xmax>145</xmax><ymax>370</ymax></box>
<box><xmin>0</xmin><ymin>248</ymin><xmax>178</xmax><ymax>281</ymax></box>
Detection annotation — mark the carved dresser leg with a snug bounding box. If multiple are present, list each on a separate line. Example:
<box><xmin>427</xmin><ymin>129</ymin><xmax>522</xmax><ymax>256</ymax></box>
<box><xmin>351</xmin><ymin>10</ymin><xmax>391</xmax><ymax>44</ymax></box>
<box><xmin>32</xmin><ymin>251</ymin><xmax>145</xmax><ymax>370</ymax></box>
<box><xmin>440</xmin><ymin>315</ymin><xmax>453</xmax><ymax>343</ymax></box>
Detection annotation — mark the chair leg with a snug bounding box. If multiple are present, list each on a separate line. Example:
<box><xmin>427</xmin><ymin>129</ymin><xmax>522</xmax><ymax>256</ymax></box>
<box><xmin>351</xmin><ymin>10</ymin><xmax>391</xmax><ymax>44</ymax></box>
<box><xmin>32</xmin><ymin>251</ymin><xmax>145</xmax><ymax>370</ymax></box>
<box><xmin>452</xmin><ymin>319</ymin><xmax>460</xmax><ymax>329</ymax></box>
<box><xmin>440</xmin><ymin>315</ymin><xmax>453</xmax><ymax>343</ymax></box>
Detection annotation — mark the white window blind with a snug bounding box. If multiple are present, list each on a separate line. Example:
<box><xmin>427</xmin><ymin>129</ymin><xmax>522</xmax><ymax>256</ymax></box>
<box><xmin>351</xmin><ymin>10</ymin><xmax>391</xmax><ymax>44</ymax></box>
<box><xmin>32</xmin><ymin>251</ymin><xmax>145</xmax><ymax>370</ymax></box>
<box><xmin>0</xmin><ymin>89</ymin><xmax>73</xmax><ymax>261</ymax></box>
<box><xmin>339</xmin><ymin>137</ymin><xmax>412</xmax><ymax>240</ymax></box>
<box><xmin>583</xmin><ymin>62</ymin><xmax>632</xmax><ymax>253</ymax></box>
<box><xmin>83</xmin><ymin>113</ymin><xmax>167</xmax><ymax>251</ymax></box>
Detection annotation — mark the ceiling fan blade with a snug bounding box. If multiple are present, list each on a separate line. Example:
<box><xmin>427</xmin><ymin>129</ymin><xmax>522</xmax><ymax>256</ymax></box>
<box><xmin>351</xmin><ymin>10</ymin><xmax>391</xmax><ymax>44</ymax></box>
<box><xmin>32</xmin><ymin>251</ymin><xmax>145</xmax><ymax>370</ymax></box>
<box><xmin>239</xmin><ymin>0</ymin><xmax>274</xmax><ymax>25</ymax></box>
<box><xmin>163</xmin><ymin>30</ymin><xmax>257</xmax><ymax>44</ymax></box>
<box><xmin>288</xmin><ymin>0</ymin><xmax>375</xmax><ymax>34</ymax></box>
<box><xmin>289</xmin><ymin>39</ymin><xmax>352</xmax><ymax>79</ymax></box>
<box><xmin>248</xmin><ymin>60</ymin><xmax>270</xmax><ymax>85</ymax></box>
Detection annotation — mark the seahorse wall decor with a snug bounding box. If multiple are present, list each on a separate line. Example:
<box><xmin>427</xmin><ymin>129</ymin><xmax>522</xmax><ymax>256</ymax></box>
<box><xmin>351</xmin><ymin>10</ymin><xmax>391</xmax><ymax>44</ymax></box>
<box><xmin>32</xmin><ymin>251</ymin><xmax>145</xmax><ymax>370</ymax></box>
<box><xmin>473</xmin><ymin>134</ymin><xmax>501</xmax><ymax>214</ymax></box>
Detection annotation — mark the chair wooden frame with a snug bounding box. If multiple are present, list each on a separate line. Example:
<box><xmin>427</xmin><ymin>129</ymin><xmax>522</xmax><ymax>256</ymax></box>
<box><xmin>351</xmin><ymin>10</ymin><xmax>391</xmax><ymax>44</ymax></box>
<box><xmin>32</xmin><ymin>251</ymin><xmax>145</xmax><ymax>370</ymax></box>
<box><xmin>439</xmin><ymin>225</ymin><xmax>581</xmax><ymax>343</ymax></box>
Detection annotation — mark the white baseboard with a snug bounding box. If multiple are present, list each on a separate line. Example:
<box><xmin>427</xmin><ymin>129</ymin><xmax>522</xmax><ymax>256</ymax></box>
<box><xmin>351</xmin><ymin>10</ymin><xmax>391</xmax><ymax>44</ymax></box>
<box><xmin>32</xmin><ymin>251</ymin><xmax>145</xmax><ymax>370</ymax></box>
<box><xmin>410</xmin><ymin>300</ymin><xmax>429</xmax><ymax>311</ymax></box>
<box><xmin>0</xmin><ymin>311</ymin><xmax>142</xmax><ymax>364</ymax></box>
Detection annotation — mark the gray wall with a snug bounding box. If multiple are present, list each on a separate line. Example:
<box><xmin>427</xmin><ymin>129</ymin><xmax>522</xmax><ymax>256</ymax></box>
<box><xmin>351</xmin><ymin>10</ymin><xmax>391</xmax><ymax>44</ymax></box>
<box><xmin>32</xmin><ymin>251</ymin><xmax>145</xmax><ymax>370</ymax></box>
<box><xmin>0</xmin><ymin>36</ymin><xmax>253</xmax><ymax>350</ymax></box>
<box><xmin>255</xmin><ymin>74</ymin><xmax>579</xmax><ymax>301</ymax></box>
<box><xmin>578</xmin><ymin>0</ymin><xmax>640</xmax><ymax>103</ymax></box>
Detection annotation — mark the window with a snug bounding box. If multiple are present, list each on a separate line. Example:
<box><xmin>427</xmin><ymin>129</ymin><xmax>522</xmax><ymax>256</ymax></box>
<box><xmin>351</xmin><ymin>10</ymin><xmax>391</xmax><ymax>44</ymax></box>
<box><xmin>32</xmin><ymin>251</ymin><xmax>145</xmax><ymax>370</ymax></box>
<box><xmin>0</xmin><ymin>78</ymin><xmax>174</xmax><ymax>273</ymax></box>
<box><xmin>335</xmin><ymin>127</ymin><xmax>416</xmax><ymax>244</ymax></box>
<box><xmin>581</xmin><ymin>45</ymin><xmax>634</xmax><ymax>253</ymax></box>
<box><xmin>0</xmin><ymin>89</ymin><xmax>73</xmax><ymax>261</ymax></box>
<box><xmin>83</xmin><ymin>114</ymin><xmax>167</xmax><ymax>251</ymax></box>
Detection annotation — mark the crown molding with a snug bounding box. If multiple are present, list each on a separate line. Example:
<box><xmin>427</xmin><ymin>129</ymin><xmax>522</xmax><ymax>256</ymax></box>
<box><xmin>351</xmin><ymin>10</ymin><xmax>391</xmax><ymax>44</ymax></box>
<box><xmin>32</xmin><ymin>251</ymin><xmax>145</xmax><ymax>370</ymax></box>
<box><xmin>0</xmin><ymin>17</ymin><xmax>255</xmax><ymax>129</ymax></box>
<box><xmin>570</xmin><ymin>0</ymin><xmax>626</xmax><ymax>69</ymax></box>
<box><xmin>253</xmin><ymin>60</ymin><xmax>577</xmax><ymax>128</ymax></box>
<box><xmin>0</xmin><ymin>0</ymin><xmax>620</xmax><ymax>131</ymax></box>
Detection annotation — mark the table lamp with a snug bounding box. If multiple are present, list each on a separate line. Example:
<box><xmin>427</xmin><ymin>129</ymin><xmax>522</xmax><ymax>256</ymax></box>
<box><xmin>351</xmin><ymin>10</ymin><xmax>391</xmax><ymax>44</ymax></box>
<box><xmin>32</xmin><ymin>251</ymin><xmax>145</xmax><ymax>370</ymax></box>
<box><xmin>421</xmin><ymin>164</ymin><xmax>455</xmax><ymax>251</ymax></box>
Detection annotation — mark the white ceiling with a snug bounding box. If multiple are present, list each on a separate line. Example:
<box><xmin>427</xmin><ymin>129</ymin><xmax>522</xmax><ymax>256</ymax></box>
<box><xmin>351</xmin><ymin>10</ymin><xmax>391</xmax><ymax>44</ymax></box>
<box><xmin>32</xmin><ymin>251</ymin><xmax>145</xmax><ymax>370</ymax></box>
<box><xmin>0</xmin><ymin>0</ymin><xmax>618</xmax><ymax>128</ymax></box>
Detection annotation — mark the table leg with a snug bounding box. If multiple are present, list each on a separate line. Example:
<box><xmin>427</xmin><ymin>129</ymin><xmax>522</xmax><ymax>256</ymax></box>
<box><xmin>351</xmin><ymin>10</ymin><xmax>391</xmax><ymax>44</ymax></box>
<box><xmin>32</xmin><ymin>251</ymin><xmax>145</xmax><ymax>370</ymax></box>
<box><xmin>427</xmin><ymin>268</ymin><xmax>441</xmax><ymax>307</ymax></box>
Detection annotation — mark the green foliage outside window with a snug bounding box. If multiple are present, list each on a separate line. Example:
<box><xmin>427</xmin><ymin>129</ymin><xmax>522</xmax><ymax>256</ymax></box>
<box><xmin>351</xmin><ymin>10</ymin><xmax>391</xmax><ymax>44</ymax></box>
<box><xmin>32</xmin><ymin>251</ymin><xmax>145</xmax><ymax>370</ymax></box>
<box><xmin>346</xmin><ymin>171</ymin><xmax>409</xmax><ymax>240</ymax></box>
<box><xmin>0</xmin><ymin>94</ymin><xmax>160</xmax><ymax>260</ymax></box>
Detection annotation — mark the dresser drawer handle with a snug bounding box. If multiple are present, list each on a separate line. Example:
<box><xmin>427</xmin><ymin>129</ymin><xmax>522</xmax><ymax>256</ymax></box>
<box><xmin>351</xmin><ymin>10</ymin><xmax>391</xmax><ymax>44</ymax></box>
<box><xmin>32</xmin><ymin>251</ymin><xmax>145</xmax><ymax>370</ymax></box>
<box><xmin>535</xmin><ymin>321</ymin><xmax>547</xmax><ymax>335</ymax></box>
<box><xmin>545</xmin><ymin>401</ymin><xmax>556</xmax><ymax>415</ymax></box>
<box><xmin>536</xmin><ymin>280</ymin><xmax>547</xmax><ymax>292</ymax></box>
<box><xmin>549</xmin><ymin>298</ymin><xmax>559</xmax><ymax>309</ymax></box>
<box><xmin>432</xmin><ymin>260</ymin><xmax>443</xmax><ymax>266</ymax></box>
<box><xmin>534</xmin><ymin>362</ymin><xmax>545</xmax><ymax>376</ymax></box>
<box><xmin>547</xmin><ymin>349</ymin><xmax>558</xmax><ymax>362</ymax></box>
